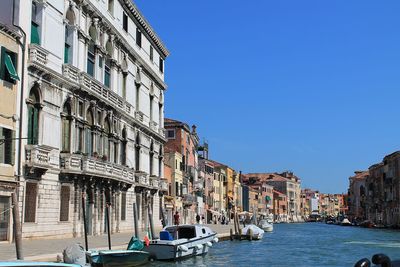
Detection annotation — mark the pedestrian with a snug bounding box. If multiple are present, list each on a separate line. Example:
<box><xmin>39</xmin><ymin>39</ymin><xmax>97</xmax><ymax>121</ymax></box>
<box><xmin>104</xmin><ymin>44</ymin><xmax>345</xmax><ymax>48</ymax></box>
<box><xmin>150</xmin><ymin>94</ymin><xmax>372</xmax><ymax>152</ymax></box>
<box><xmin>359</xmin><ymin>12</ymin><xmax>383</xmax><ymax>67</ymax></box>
<box><xmin>174</xmin><ymin>211</ymin><xmax>180</xmax><ymax>225</ymax></box>
<box><xmin>221</xmin><ymin>215</ymin><xmax>225</xmax><ymax>225</ymax></box>
<box><xmin>196</xmin><ymin>214</ymin><xmax>201</xmax><ymax>224</ymax></box>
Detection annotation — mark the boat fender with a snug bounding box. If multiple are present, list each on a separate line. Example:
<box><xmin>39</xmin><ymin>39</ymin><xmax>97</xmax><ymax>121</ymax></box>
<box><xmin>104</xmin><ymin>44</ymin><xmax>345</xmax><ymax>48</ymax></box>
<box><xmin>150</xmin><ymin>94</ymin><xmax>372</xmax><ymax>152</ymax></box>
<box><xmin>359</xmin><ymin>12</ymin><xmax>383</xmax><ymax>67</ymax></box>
<box><xmin>206</xmin><ymin>241</ymin><xmax>213</xmax><ymax>248</ymax></box>
<box><xmin>196</xmin><ymin>244</ymin><xmax>203</xmax><ymax>250</ymax></box>
<box><xmin>213</xmin><ymin>237</ymin><xmax>219</xmax><ymax>243</ymax></box>
<box><xmin>178</xmin><ymin>245</ymin><xmax>189</xmax><ymax>252</ymax></box>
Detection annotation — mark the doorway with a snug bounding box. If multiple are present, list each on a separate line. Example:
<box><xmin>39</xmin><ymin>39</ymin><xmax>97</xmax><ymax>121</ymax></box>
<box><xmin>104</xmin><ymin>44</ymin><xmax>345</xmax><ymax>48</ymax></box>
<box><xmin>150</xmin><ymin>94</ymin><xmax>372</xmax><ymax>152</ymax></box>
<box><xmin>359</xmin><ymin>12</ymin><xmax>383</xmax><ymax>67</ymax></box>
<box><xmin>0</xmin><ymin>196</ymin><xmax>10</xmax><ymax>241</ymax></box>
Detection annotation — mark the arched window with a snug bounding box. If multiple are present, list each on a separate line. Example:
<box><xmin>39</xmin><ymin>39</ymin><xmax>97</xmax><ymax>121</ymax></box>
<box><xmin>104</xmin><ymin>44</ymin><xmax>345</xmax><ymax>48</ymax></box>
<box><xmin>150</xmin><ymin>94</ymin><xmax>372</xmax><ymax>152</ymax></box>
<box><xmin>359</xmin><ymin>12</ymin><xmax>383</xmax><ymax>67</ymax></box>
<box><xmin>149</xmin><ymin>142</ymin><xmax>154</xmax><ymax>176</ymax></box>
<box><xmin>86</xmin><ymin>110</ymin><xmax>94</xmax><ymax>156</ymax></box>
<box><xmin>135</xmin><ymin>133</ymin><xmax>140</xmax><ymax>171</ymax></box>
<box><xmin>120</xmin><ymin>128</ymin><xmax>127</xmax><ymax>166</ymax></box>
<box><xmin>64</xmin><ymin>7</ymin><xmax>75</xmax><ymax>65</ymax></box>
<box><xmin>61</xmin><ymin>102</ymin><xmax>72</xmax><ymax>152</ymax></box>
<box><xmin>27</xmin><ymin>88</ymin><xmax>40</xmax><ymax>145</ymax></box>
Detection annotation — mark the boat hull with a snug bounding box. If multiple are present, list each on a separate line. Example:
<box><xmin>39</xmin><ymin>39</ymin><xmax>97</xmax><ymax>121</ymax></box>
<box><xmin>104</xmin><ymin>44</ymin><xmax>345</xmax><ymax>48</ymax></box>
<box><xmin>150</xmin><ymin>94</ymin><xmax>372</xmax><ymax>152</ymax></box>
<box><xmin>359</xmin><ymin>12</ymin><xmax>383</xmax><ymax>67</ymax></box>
<box><xmin>143</xmin><ymin>234</ymin><xmax>216</xmax><ymax>261</ymax></box>
<box><xmin>89</xmin><ymin>250</ymin><xmax>149</xmax><ymax>267</ymax></box>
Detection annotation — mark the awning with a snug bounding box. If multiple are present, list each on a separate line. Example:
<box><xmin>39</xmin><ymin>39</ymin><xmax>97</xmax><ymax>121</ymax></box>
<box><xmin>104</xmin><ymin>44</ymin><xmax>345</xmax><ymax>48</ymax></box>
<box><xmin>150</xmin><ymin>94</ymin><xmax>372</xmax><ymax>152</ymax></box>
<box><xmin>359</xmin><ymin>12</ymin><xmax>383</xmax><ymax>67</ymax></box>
<box><xmin>5</xmin><ymin>54</ymin><xmax>19</xmax><ymax>81</ymax></box>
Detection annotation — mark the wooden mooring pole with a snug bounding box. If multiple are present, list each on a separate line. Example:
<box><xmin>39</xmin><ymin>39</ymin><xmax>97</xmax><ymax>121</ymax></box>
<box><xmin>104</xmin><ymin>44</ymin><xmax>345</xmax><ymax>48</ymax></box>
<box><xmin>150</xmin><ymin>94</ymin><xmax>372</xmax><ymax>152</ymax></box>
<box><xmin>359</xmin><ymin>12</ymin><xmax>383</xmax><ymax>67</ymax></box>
<box><xmin>12</xmin><ymin>192</ymin><xmax>23</xmax><ymax>259</ymax></box>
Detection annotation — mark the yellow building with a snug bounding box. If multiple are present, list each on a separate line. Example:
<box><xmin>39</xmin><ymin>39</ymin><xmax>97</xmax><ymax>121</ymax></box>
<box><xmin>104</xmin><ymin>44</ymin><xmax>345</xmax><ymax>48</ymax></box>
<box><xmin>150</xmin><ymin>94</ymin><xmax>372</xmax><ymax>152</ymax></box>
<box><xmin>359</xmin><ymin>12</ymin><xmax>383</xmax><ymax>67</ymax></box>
<box><xmin>0</xmin><ymin>25</ymin><xmax>21</xmax><ymax>242</ymax></box>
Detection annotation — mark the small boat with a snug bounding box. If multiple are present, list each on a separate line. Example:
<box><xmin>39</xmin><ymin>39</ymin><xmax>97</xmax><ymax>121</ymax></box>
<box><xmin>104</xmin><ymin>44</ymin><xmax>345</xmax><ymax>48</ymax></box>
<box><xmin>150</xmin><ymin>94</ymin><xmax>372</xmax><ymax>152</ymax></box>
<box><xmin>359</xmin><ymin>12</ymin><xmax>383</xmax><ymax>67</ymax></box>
<box><xmin>88</xmin><ymin>249</ymin><xmax>149</xmax><ymax>267</ymax></box>
<box><xmin>359</xmin><ymin>220</ymin><xmax>375</xmax><ymax>228</ymax></box>
<box><xmin>258</xmin><ymin>219</ymin><xmax>274</xmax><ymax>232</ymax></box>
<box><xmin>0</xmin><ymin>262</ymin><xmax>80</xmax><ymax>267</ymax></box>
<box><xmin>142</xmin><ymin>224</ymin><xmax>218</xmax><ymax>261</ymax></box>
<box><xmin>341</xmin><ymin>218</ymin><xmax>352</xmax><ymax>226</ymax></box>
<box><xmin>242</xmin><ymin>224</ymin><xmax>264</xmax><ymax>240</ymax></box>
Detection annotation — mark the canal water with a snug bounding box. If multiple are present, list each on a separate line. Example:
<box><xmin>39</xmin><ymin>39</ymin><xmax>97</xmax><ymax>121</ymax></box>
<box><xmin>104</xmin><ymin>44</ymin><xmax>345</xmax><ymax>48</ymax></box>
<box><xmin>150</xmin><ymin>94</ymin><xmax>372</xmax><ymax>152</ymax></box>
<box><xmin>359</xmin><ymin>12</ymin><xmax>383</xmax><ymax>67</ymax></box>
<box><xmin>150</xmin><ymin>223</ymin><xmax>400</xmax><ymax>266</ymax></box>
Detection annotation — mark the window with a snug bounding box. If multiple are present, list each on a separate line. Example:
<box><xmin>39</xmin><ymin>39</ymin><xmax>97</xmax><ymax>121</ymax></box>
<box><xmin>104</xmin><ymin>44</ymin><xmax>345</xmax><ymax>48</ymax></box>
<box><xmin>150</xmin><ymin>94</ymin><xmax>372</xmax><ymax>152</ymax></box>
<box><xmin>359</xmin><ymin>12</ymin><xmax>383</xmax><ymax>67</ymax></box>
<box><xmin>135</xmin><ymin>134</ymin><xmax>140</xmax><ymax>170</ymax></box>
<box><xmin>149</xmin><ymin>143</ymin><xmax>154</xmax><ymax>176</ymax></box>
<box><xmin>0</xmin><ymin>127</ymin><xmax>14</xmax><ymax>165</ymax></box>
<box><xmin>27</xmin><ymin>89</ymin><xmax>39</xmax><ymax>145</ymax></box>
<box><xmin>85</xmin><ymin>110</ymin><xmax>94</xmax><ymax>156</ymax></box>
<box><xmin>122</xmin><ymin>74</ymin><xmax>127</xmax><ymax>100</ymax></box>
<box><xmin>31</xmin><ymin>3</ymin><xmax>40</xmax><ymax>45</ymax></box>
<box><xmin>150</xmin><ymin>46</ymin><xmax>153</xmax><ymax>61</ymax></box>
<box><xmin>123</xmin><ymin>13</ymin><xmax>128</xmax><ymax>32</ymax></box>
<box><xmin>149</xmin><ymin>95</ymin><xmax>153</xmax><ymax>122</ymax></box>
<box><xmin>61</xmin><ymin>103</ymin><xmax>71</xmax><ymax>152</ymax></box>
<box><xmin>24</xmin><ymin>182</ymin><xmax>37</xmax><ymax>222</ymax></box>
<box><xmin>120</xmin><ymin>129</ymin><xmax>127</xmax><ymax>165</ymax></box>
<box><xmin>64</xmin><ymin>26</ymin><xmax>73</xmax><ymax>65</ymax></box>
<box><xmin>175</xmin><ymin>182</ymin><xmax>179</xmax><ymax>197</ymax></box>
<box><xmin>87</xmin><ymin>42</ymin><xmax>95</xmax><ymax>77</ymax></box>
<box><xmin>104</xmin><ymin>58</ymin><xmax>111</xmax><ymax>88</ymax></box>
<box><xmin>60</xmin><ymin>185</ymin><xmax>70</xmax><ymax>222</ymax></box>
<box><xmin>167</xmin><ymin>129</ymin><xmax>175</xmax><ymax>139</ymax></box>
<box><xmin>108</xmin><ymin>0</ymin><xmax>114</xmax><ymax>15</ymax></box>
<box><xmin>136</xmin><ymin>28</ymin><xmax>142</xmax><ymax>47</ymax></box>
<box><xmin>121</xmin><ymin>192</ymin><xmax>126</xmax><ymax>221</ymax></box>
<box><xmin>1</xmin><ymin>48</ymin><xmax>19</xmax><ymax>84</ymax></box>
<box><xmin>159</xmin><ymin>58</ymin><xmax>164</xmax><ymax>73</ymax></box>
<box><xmin>77</xmin><ymin>127</ymin><xmax>84</xmax><ymax>152</ymax></box>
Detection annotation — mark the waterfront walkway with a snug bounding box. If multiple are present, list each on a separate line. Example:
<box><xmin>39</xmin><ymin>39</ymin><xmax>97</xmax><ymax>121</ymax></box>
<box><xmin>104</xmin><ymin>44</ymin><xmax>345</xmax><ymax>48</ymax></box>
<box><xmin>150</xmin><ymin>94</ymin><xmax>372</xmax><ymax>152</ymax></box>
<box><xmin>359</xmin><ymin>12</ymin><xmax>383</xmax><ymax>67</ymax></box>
<box><xmin>0</xmin><ymin>224</ymin><xmax>233</xmax><ymax>262</ymax></box>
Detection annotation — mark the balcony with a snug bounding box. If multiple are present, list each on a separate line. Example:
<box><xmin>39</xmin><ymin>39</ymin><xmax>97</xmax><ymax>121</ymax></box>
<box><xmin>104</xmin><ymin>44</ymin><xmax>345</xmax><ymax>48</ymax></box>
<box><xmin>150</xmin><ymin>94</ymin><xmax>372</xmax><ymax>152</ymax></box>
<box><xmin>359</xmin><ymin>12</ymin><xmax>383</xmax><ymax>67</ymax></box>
<box><xmin>25</xmin><ymin>145</ymin><xmax>59</xmax><ymax>177</ymax></box>
<box><xmin>135</xmin><ymin>171</ymin><xmax>150</xmax><ymax>187</ymax></box>
<box><xmin>135</xmin><ymin>111</ymin><xmax>144</xmax><ymax>123</ymax></box>
<box><xmin>28</xmin><ymin>44</ymin><xmax>48</xmax><ymax>67</ymax></box>
<box><xmin>149</xmin><ymin>175</ymin><xmax>159</xmax><ymax>188</ymax></box>
<box><xmin>62</xmin><ymin>64</ymin><xmax>133</xmax><ymax>116</ymax></box>
<box><xmin>60</xmin><ymin>153</ymin><xmax>135</xmax><ymax>183</ymax></box>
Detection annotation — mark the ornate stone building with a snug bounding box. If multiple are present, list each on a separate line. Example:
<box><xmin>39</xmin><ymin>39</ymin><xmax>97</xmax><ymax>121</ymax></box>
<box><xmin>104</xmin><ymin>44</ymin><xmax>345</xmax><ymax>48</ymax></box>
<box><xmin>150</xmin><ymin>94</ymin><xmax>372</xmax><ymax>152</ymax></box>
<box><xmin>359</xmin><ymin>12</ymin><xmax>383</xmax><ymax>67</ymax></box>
<box><xmin>15</xmin><ymin>0</ymin><xmax>169</xmax><ymax>239</ymax></box>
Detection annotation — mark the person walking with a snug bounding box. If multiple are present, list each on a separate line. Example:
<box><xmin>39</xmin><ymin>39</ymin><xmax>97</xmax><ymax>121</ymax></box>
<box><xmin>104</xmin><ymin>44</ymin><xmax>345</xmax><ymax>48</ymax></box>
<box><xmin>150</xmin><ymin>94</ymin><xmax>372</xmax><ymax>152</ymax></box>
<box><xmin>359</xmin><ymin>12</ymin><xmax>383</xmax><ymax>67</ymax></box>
<box><xmin>174</xmin><ymin>211</ymin><xmax>180</xmax><ymax>225</ymax></box>
<box><xmin>196</xmin><ymin>214</ymin><xmax>201</xmax><ymax>224</ymax></box>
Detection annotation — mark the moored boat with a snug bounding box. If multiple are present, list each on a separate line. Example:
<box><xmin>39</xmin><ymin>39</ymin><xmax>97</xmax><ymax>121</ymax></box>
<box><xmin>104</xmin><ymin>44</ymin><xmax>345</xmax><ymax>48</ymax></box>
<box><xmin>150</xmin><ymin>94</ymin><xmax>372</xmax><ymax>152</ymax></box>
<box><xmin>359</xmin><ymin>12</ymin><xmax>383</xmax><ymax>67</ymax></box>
<box><xmin>88</xmin><ymin>250</ymin><xmax>149</xmax><ymax>267</ymax></box>
<box><xmin>242</xmin><ymin>224</ymin><xmax>264</xmax><ymax>240</ymax></box>
<box><xmin>142</xmin><ymin>224</ymin><xmax>218</xmax><ymax>261</ymax></box>
<box><xmin>341</xmin><ymin>218</ymin><xmax>352</xmax><ymax>226</ymax></box>
<box><xmin>258</xmin><ymin>219</ymin><xmax>274</xmax><ymax>232</ymax></box>
<box><xmin>0</xmin><ymin>262</ymin><xmax>80</xmax><ymax>267</ymax></box>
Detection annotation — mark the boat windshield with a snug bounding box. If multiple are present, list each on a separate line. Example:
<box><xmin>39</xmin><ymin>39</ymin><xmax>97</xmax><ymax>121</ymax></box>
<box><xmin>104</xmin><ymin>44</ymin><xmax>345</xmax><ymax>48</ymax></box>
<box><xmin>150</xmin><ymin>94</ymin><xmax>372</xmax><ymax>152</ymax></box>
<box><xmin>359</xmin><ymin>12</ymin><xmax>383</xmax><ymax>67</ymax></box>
<box><xmin>165</xmin><ymin>226</ymin><xmax>196</xmax><ymax>239</ymax></box>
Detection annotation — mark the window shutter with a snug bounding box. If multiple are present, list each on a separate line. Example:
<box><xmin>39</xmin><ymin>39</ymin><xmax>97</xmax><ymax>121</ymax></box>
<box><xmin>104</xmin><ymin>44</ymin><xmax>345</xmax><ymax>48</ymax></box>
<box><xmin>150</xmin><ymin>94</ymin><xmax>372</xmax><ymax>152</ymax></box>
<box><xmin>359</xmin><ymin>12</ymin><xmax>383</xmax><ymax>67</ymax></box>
<box><xmin>10</xmin><ymin>130</ymin><xmax>15</xmax><ymax>165</ymax></box>
<box><xmin>31</xmin><ymin>22</ymin><xmax>40</xmax><ymax>45</ymax></box>
<box><xmin>0</xmin><ymin>128</ymin><xmax>4</xmax><ymax>164</ymax></box>
<box><xmin>0</xmin><ymin>47</ymin><xmax>6</xmax><ymax>80</ymax></box>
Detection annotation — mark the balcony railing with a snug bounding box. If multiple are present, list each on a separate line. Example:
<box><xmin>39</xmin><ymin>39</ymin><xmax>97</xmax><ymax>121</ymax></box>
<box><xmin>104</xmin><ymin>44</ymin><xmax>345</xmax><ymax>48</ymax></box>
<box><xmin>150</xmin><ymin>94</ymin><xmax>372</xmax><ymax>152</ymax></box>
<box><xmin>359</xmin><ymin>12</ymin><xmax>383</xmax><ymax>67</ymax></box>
<box><xmin>135</xmin><ymin>171</ymin><xmax>150</xmax><ymax>187</ymax></box>
<box><xmin>25</xmin><ymin>145</ymin><xmax>59</xmax><ymax>170</ymax></box>
<box><xmin>135</xmin><ymin>111</ymin><xmax>144</xmax><ymax>123</ymax></box>
<box><xmin>149</xmin><ymin>175</ymin><xmax>159</xmax><ymax>188</ymax></box>
<box><xmin>29</xmin><ymin>44</ymin><xmax>48</xmax><ymax>66</ymax></box>
<box><xmin>60</xmin><ymin>153</ymin><xmax>135</xmax><ymax>183</ymax></box>
<box><xmin>62</xmin><ymin>64</ymin><xmax>133</xmax><ymax>117</ymax></box>
<box><xmin>183</xmin><ymin>194</ymin><xmax>196</xmax><ymax>206</ymax></box>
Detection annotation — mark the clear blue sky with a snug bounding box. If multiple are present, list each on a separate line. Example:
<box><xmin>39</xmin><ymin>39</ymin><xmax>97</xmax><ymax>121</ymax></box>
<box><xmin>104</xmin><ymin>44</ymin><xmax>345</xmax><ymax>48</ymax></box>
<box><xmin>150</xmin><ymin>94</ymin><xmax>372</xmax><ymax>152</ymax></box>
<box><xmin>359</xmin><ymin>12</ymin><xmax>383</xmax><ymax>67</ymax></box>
<box><xmin>135</xmin><ymin>0</ymin><xmax>400</xmax><ymax>193</ymax></box>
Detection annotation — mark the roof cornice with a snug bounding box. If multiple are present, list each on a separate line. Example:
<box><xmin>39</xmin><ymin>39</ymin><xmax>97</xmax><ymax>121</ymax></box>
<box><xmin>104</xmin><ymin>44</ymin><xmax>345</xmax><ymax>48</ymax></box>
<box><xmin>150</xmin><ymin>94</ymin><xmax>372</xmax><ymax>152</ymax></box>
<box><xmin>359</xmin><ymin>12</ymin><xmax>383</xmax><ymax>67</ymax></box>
<box><xmin>121</xmin><ymin>0</ymin><xmax>170</xmax><ymax>58</ymax></box>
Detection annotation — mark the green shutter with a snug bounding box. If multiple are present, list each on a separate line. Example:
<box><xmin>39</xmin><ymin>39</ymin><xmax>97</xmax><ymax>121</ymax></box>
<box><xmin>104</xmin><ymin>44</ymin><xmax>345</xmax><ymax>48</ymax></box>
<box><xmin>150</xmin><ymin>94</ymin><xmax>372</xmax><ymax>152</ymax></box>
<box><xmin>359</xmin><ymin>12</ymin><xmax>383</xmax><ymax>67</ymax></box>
<box><xmin>31</xmin><ymin>22</ymin><xmax>40</xmax><ymax>45</ymax></box>
<box><xmin>4</xmin><ymin>54</ymin><xmax>19</xmax><ymax>81</ymax></box>
<box><xmin>10</xmin><ymin>130</ymin><xmax>15</xmax><ymax>165</ymax></box>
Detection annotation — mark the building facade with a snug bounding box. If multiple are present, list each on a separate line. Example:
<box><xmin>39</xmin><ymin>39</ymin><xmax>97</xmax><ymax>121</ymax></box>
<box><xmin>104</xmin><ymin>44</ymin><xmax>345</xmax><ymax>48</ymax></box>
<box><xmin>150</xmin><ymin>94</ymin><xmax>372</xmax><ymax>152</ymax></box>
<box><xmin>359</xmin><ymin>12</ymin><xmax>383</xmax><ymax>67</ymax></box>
<box><xmin>12</xmin><ymin>0</ymin><xmax>169</xmax><ymax>239</ymax></box>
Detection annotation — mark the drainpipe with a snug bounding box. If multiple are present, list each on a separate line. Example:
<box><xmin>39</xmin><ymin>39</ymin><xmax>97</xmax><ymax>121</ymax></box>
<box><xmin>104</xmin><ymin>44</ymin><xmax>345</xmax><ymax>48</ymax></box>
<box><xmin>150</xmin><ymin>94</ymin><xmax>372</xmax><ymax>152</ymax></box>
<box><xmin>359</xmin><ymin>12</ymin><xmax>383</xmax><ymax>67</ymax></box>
<box><xmin>12</xmin><ymin>0</ymin><xmax>26</xmax><ymax>260</ymax></box>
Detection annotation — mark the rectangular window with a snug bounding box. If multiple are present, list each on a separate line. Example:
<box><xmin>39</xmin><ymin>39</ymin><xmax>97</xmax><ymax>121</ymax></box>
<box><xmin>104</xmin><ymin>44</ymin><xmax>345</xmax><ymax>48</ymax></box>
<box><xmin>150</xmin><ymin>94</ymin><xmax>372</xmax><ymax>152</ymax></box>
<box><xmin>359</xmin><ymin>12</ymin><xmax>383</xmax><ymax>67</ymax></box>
<box><xmin>104</xmin><ymin>59</ymin><xmax>111</xmax><ymax>88</ymax></box>
<box><xmin>136</xmin><ymin>28</ymin><xmax>142</xmax><ymax>47</ymax></box>
<box><xmin>77</xmin><ymin>127</ymin><xmax>84</xmax><ymax>152</ymax></box>
<box><xmin>150</xmin><ymin>46</ymin><xmax>153</xmax><ymax>61</ymax></box>
<box><xmin>31</xmin><ymin>3</ymin><xmax>40</xmax><ymax>45</ymax></box>
<box><xmin>64</xmin><ymin>44</ymin><xmax>70</xmax><ymax>64</ymax></box>
<box><xmin>60</xmin><ymin>185</ymin><xmax>70</xmax><ymax>222</ymax></box>
<box><xmin>0</xmin><ymin>127</ymin><xmax>14</xmax><ymax>165</ymax></box>
<box><xmin>24</xmin><ymin>182</ymin><xmax>37</xmax><ymax>223</ymax></box>
<box><xmin>123</xmin><ymin>13</ymin><xmax>128</xmax><ymax>32</ymax></box>
<box><xmin>121</xmin><ymin>192</ymin><xmax>126</xmax><ymax>221</ymax></box>
<box><xmin>108</xmin><ymin>0</ymin><xmax>114</xmax><ymax>15</ymax></box>
<box><xmin>159</xmin><ymin>58</ymin><xmax>164</xmax><ymax>73</ymax></box>
<box><xmin>78</xmin><ymin>101</ymin><xmax>84</xmax><ymax>117</ymax></box>
<box><xmin>87</xmin><ymin>43</ymin><xmax>95</xmax><ymax>77</ymax></box>
<box><xmin>167</xmin><ymin>129</ymin><xmax>175</xmax><ymax>139</ymax></box>
<box><xmin>1</xmin><ymin>48</ymin><xmax>19</xmax><ymax>83</ymax></box>
<box><xmin>175</xmin><ymin>182</ymin><xmax>179</xmax><ymax>197</ymax></box>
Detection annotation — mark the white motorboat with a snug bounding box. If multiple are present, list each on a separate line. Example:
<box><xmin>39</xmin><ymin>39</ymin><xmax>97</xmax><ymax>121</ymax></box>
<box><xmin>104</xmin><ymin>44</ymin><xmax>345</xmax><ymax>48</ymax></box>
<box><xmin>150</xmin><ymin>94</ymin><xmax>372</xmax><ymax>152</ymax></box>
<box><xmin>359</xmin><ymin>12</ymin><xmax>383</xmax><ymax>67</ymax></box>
<box><xmin>341</xmin><ymin>218</ymin><xmax>352</xmax><ymax>226</ymax></box>
<box><xmin>258</xmin><ymin>219</ymin><xmax>274</xmax><ymax>232</ymax></box>
<box><xmin>242</xmin><ymin>224</ymin><xmax>264</xmax><ymax>240</ymax></box>
<box><xmin>143</xmin><ymin>224</ymin><xmax>218</xmax><ymax>261</ymax></box>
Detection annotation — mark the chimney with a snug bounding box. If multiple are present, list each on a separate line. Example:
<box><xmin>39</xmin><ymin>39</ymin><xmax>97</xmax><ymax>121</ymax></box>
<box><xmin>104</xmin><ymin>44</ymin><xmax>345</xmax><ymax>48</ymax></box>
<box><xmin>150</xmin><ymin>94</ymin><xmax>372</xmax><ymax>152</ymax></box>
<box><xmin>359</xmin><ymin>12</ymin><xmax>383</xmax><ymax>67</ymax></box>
<box><xmin>192</xmin><ymin>124</ymin><xmax>197</xmax><ymax>133</ymax></box>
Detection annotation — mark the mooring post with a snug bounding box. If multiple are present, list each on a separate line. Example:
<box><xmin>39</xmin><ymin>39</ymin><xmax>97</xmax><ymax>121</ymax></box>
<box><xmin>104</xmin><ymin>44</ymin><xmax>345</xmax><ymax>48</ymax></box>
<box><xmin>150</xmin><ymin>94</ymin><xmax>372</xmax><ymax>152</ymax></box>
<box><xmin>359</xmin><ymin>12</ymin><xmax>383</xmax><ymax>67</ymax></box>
<box><xmin>12</xmin><ymin>192</ymin><xmax>23</xmax><ymax>259</ymax></box>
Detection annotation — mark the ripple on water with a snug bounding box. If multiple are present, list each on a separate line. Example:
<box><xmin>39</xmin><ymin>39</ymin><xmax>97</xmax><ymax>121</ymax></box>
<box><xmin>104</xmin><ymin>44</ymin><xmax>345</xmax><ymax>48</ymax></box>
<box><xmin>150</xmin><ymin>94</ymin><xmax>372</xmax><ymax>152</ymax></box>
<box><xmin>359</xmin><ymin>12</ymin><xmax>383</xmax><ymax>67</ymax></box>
<box><xmin>150</xmin><ymin>223</ymin><xmax>400</xmax><ymax>267</ymax></box>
